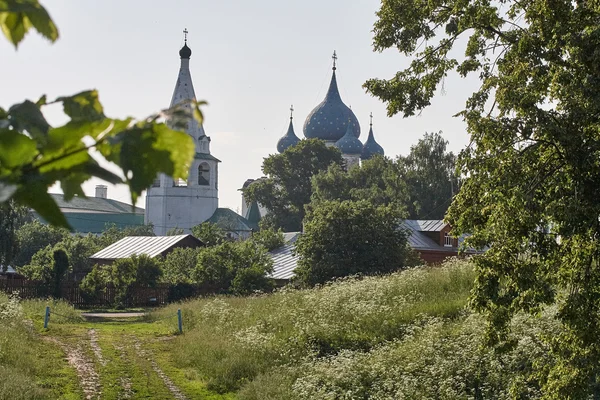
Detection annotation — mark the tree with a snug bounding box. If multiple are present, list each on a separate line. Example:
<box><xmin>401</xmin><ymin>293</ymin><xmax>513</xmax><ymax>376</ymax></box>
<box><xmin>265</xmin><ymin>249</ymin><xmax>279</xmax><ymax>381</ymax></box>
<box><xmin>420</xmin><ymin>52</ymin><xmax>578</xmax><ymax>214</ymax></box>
<box><xmin>191</xmin><ymin>222</ymin><xmax>226</xmax><ymax>247</ymax></box>
<box><xmin>248</xmin><ymin>228</ymin><xmax>285</xmax><ymax>251</ymax></box>
<box><xmin>162</xmin><ymin>247</ymin><xmax>200</xmax><ymax>285</ymax></box>
<box><xmin>19</xmin><ymin>244</ymin><xmax>54</xmax><ymax>282</ymax></box>
<box><xmin>166</xmin><ymin>227</ymin><xmax>185</xmax><ymax>236</ymax></box>
<box><xmin>0</xmin><ymin>199</ymin><xmax>28</xmax><ymax>269</ymax></box>
<box><xmin>367</xmin><ymin>0</ymin><xmax>600</xmax><ymax>396</ymax></box>
<box><xmin>398</xmin><ymin>132</ymin><xmax>458</xmax><ymax>219</ymax></box>
<box><xmin>50</xmin><ymin>248</ymin><xmax>69</xmax><ymax>298</ymax></box>
<box><xmin>96</xmin><ymin>223</ymin><xmax>155</xmax><ymax>249</ymax></box>
<box><xmin>12</xmin><ymin>220</ymin><xmax>68</xmax><ymax>267</ymax></box>
<box><xmin>243</xmin><ymin>139</ymin><xmax>343</xmax><ymax>232</ymax></box>
<box><xmin>1</xmin><ymin>1</ymin><xmax>201</xmax><ymax>229</ymax></box>
<box><xmin>311</xmin><ymin>156</ymin><xmax>409</xmax><ymax>214</ymax></box>
<box><xmin>294</xmin><ymin>200</ymin><xmax>411</xmax><ymax>286</ymax></box>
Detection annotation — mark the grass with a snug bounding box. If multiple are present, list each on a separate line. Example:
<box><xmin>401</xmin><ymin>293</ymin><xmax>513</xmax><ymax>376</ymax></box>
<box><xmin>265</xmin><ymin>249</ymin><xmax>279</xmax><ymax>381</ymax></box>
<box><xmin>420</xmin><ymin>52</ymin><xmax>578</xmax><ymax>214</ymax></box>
<box><xmin>151</xmin><ymin>258</ymin><xmax>477</xmax><ymax>393</ymax></box>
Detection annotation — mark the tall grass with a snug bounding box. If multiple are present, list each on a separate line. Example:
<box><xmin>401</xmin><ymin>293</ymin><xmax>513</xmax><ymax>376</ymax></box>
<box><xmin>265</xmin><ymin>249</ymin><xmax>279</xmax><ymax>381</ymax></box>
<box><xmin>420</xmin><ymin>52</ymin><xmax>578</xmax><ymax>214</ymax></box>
<box><xmin>0</xmin><ymin>293</ymin><xmax>80</xmax><ymax>399</ymax></box>
<box><xmin>153</xmin><ymin>258</ymin><xmax>476</xmax><ymax>393</ymax></box>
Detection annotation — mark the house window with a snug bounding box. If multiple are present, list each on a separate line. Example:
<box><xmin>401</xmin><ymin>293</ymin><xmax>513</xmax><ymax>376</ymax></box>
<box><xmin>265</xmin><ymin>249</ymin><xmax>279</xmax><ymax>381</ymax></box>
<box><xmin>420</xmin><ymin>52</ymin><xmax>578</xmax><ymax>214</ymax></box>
<box><xmin>444</xmin><ymin>232</ymin><xmax>453</xmax><ymax>247</ymax></box>
<box><xmin>198</xmin><ymin>163</ymin><xmax>210</xmax><ymax>186</ymax></box>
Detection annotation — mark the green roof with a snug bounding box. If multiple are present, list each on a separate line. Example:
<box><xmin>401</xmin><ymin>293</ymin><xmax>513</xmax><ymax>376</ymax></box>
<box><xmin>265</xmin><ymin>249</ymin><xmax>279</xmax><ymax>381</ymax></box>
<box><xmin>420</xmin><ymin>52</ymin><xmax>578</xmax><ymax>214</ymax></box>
<box><xmin>207</xmin><ymin>208</ymin><xmax>258</xmax><ymax>233</ymax></box>
<box><xmin>50</xmin><ymin>193</ymin><xmax>144</xmax><ymax>214</ymax></box>
<box><xmin>245</xmin><ymin>201</ymin><xmax>261</xmax><ymax>226</ymax></box>
<box><xmin>195</xmin><ymin>153</ymin><xmax>221</xmax><ymax>162</ymax></box>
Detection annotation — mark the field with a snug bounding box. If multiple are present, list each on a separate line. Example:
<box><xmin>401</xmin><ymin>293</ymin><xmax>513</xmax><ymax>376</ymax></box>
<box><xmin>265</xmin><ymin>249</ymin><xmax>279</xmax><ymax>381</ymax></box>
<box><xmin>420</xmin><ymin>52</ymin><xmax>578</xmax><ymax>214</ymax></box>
<box><xmin>0</xmin><ymin>258</ymin><xmax>559</xmax><ymax>399</ymax></box>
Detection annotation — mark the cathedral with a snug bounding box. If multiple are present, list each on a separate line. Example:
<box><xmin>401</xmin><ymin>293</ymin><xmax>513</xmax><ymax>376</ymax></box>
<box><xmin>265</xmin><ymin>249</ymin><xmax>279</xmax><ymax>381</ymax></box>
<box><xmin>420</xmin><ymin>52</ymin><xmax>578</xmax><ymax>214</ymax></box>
<box><xmin>146</xmin><ymin>33</ymin><xmax>385</xmax><ymax>234</ymax></box>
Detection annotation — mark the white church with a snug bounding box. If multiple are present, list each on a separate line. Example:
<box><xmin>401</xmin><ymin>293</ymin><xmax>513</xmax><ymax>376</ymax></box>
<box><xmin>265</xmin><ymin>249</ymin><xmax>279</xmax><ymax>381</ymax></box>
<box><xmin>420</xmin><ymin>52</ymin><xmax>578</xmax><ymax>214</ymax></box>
<box><xmin>146</xmin><ymin>32</ymin><xmax>386</xmax><ymax>234</ymax></box>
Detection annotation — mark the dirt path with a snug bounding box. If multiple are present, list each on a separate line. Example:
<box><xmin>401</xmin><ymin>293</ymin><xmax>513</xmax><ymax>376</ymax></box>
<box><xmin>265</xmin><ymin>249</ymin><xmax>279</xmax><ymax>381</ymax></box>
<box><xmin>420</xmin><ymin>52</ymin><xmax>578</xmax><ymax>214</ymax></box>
<box><xmin>44</xmin><ymin>335</ymin><xmax>101</xmax><ymax>399</ymax></box>
<box><xmin>133</xmin><ymin>338</ymin><xmax>188</xmax><ymax>400</ymax></box>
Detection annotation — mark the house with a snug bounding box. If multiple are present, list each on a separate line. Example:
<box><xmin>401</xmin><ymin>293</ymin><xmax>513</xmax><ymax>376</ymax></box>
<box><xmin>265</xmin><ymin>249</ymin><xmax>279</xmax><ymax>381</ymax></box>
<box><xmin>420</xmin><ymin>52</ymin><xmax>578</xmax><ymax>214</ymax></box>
<box><xmin>268</xmin><ymin>220</ymin><xmax>479</xmax><ymax>282</ymax></box>
<box><xmin>35</xmin><ymin>185</ymin><xmax>144</xmax><ymax>234</ymax></box>
<box><xmin>0</xmin><ymin>266</ymin><xmax>25</xmax><ymax>280</ymax></box>
<box><xmin>89</xmin><ymin>234</ymin><xmax>203</xmax><ymax>266</ymax></box>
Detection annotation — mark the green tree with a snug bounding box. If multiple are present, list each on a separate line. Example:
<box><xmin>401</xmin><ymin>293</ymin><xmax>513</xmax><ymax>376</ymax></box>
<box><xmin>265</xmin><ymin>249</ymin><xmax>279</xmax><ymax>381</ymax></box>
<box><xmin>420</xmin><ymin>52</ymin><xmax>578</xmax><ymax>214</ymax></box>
<box><xmin>1</xmin><ymin>1</ymin><xmax>200</xmax><ymax>228</ymax></box>
<box><xmin>248</xmin><ymin>228</ymin><xmax>285</xmax><ymax>251</ymax></box>
<box><xmin>12</xmin><ymin>220</ymin><xmax>68</xmax><ymax>267</ymax></box>
<box><xmin>166</xmin><ymin>227</ymin><xmax>185</xmax><ymax>236</ymax></box>
<box><xmin>243</xmin><ymin>139</ymin><xmax>343</xmax><ymax>232</ymax></box>
<box><xmin>96</xmin><ymin>223</ymin><xmax>155</xmax><ymax>249</ymax></box>
<box><xmin>367</xmin><ymin>0</ymin><xmax>600</xmax><ymax>396</ymax></box>
<box><xmin>162</xmin><ymin>247</ymin><xmax>200</xmax><ymax>284</ymax></box>
<box><xmin>311</xmin><ymin>156</ymin><xmax>409</xmax><ymax>214</ymax></box>
<box><xmin>294</xmin><ymin>200</ymin><xmax>411</xmax><ymax>286</ymax></box>
<box><xmin>50</xmin><ymin>248</ymin><xmax>69</xmax><ymax>298</ymax></box>
<box><xmin>195</xmin><ymin>240</ymin><xmax>273</xmax><ymax>295</ymax></box>
<box><xmin>19</xmin><ymin>244</ymin><xmax>54</xmax><ymax>282</ymax></box>
<box><xmin>0</xmin><ymin>199</ymin><xmax>28</xmax><ymax>269</ymax></box>
<box><xmin>192</xmin><ymin>222</ymin><xmax>226</xmax><ymax>247</ymax></box>
<box><xmin>399</xmin><ymin>132</ymin><xmax>458</xmax><ymax>219</ymax></box>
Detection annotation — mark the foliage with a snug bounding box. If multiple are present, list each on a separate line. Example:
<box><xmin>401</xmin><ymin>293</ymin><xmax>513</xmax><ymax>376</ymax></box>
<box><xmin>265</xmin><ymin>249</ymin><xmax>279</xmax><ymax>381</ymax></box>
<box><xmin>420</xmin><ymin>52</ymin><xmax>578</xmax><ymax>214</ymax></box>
<box><xmin>79</xmin><ymin>264</ymin><xmax>106</xmax><ymax>304</ymax></box>
<box><xmin>50</xmin><ymin>247</ymin><xmax>68</xmax><ymax>298</ymax></box>
<box><xmin>81</xmin><ymin>254</ymin><xmax>163</xmax><ymax>307</ymax></box>
<box><xmin>152</xmin><ymin>259</ymin><xmax>475</xmax><ymax>393</ymax></box>
<box><xmin>295</xmin><ymin>200</ymin><xmax>411</xmax><ymax>286</ymax></box>
<box><xmin>94</xmin><ymin>223</ymin><xmax>155</xmax><ymax>249</ymax></box>
<box><xmin>1</xmin><ymin>1</ymin><xmax>201</xmax><ymax>229</ymax></box>
<box><xmin>192</xmin><ymin>222</ymin><xmax>226</xmax><ymax>247</ymax></box>
<box><xmin>12</xmin><ymin>219</ymin><xmax>68</xmax><ymax>267</ymax></box>
<box><xmin>311</xmin><ymin>155</ymin><xmax>409</xmax><ymax>214</ymax></box>
<box><xmin>166</xmin><ymin>227</ymin><xmax>185</xmax><ymax>236</ymax></box>
<box><xmin>162</xmin><ymin>247</ymin><xmax>200</xmax><ymax>285</ymax></box>
<box><xmin>398</xmin><ymin>131</ymin><xmax>458</xmax><ymax>219</ymax></box>
<box><xmin>248</xmin><ymin>228</ymin><xmax>284</xmax><ymax>251</ymax></box>
<box><xmin>195</xmin><ymin>240</ymin><xmax>274</xmax><ymax>295</ymax></box>
<box><xmin>366</xmin><ymin>0</ymin><xmax>600</xmax><ymax>395</ymax></box>
<box><xmin>18</xmin><ymin>243</ymin><xmax>54</xmax><ymax>282</ymax></box>
<box><xmin>0</xmin><ymin>199</ymin><xmax>28</xmax><ymax>269</ymax></box>
<box><xmin>243</xmin><ymin>139</ymin><xmax>343</xmax><ymax>232</ymax></box>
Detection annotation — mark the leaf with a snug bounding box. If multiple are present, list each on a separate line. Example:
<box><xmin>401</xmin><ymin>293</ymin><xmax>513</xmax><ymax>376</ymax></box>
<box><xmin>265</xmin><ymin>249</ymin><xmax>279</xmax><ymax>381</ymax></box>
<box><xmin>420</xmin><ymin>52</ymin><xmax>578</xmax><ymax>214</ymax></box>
<box><xmin>8</xmin><ymin>99</ymin><xmax>50</xmax><ymax>142</ymax></box>
<box><xmin>45</xmin><ymin>119</ymin><xmax>113</xmax><ymax>153</ymax></box>
<box><xmin>192</xmin><ymin>100</ymin><xmax>207</xmax><ymax>125</ymax></box>
<box><xmin>55</xmin><ymin>90</ymin><xmax>105</xmax><ymax>123</ymax></box>
<box><xmin>0</xmin><ymin>0</ymin><xmax>58</xmax><ymax>48</ymax></box>
<box><xmin>13</xmin><ymin>179</ymin><xmax>69</xmax><ymax>229</ymax></box>
<box><xmin>0</xmin><ymin>128</ymin><xmax>37</xmax><ymax>168</ymax></box>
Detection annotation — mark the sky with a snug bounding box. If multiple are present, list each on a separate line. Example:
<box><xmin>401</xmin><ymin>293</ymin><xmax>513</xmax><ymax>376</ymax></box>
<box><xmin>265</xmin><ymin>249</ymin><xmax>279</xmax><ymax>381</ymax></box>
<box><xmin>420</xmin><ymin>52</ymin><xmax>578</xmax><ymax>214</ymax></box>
<box><xmin>1</xmin><ymin>0</ymin><xmax>480</xmax><ymax>212</ymax></box>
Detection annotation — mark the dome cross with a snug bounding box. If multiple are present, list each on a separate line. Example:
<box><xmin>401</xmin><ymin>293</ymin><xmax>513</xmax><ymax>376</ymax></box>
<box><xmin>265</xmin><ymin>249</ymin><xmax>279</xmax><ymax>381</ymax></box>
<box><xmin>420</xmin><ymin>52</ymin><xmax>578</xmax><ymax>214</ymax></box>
<box><xmin>183</xmin><ymin>28</ymin><xmax>188</xmax><ymax>43</ymax></box>
<box><xmin>290</xmin><ymin>105</ymin><xmax>294</xmax><ymax>120</ymax></box>
<box><xmin>370</xmin><ymin>112</ymin><xmax>373</xmax><ymax>127</ymax></box>
<box><xmin>332</xmin><ymin>50</ymin><xmax>337</xmax><ymax>70</ymax></box>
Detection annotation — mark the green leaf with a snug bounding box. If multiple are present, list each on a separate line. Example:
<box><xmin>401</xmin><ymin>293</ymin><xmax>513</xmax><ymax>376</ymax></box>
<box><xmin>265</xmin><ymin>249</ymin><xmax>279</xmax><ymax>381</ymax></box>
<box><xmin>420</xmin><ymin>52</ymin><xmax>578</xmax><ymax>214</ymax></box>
<box><xmin>8</xmin><ymin>100</ymin><xmax>50</xmax><ymax>142</ymax></box>
<box><xmin>0</xmin><ymin>0</ymin><xmax>58</xmax><ymax>48</ymax></box>
<box><xmin>55</xmin><ymin>90</ymin><xmax>105</xmax><ymax>123</ymax></box>
<box><xmin>0</xmin><ymin>128</ymin><xmax>37</xmax><ymax>168</ymax></box>
<box><xmin>45</xmin><ymin>119</ymin><xmax>113</xmax><ymax>153</ymax></box>
<box><xmin>13</xmin><ymin>179</ymin><xmax>69</xmax><ymax>229</ymax></box>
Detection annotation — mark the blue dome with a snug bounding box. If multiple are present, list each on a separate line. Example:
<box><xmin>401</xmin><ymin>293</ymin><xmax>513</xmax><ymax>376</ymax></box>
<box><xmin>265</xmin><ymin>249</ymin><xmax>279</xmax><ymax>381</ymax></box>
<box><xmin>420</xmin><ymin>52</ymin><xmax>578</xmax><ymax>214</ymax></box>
<box><xmin>335</xmin><ymin>121</ymin><xmax>363</xmax><ymax>155</ymax></box>
<box><xmin>303</xmin><ymin>69</ymin><xmax>360</xmax><ymax>141</ymax></box>
<box><xmin>179</xmin><ymin>43</ymin><xmax>191</xmax><ymax>59</ymax></box>
<box><xmin>361</xmin><ymin>125</ymin><xmax>384</xmax><ymax>160</ymax></box>
<box><xmin>277</xmin><ymin>118</ymin><xmax>301</xmax><ymax>153</ymax></box>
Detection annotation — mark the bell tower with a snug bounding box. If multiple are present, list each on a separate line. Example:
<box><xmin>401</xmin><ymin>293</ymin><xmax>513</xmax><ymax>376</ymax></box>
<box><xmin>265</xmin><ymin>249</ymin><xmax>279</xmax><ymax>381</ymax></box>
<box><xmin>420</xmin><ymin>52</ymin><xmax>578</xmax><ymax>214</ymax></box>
<box><xmin>145</xmin><ymin>29</ymin><xmax>220</xmax><ymax>235</ymax></box>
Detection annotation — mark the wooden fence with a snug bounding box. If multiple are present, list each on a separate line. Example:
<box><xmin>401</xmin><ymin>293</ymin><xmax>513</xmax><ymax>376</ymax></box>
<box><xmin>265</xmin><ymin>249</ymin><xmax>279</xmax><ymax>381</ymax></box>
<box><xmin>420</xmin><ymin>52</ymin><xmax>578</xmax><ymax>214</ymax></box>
<box><xmin>0</xmin><ymin>279</ymin><xmax>216</xmax><ymax>308</ymax></box>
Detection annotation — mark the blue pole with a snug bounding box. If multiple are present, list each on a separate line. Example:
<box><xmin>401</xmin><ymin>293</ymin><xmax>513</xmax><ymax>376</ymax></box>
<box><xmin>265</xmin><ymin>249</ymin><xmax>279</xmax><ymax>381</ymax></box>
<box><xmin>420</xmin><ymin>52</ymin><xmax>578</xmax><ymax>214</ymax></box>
<box><xmin>177</xmin><ymin>309</ymin><xmax>183</xmax><ymax>334</ymax></box>
<box><xmin>44</xmin><ymin>306</ymin><xmax>50</xmax><ymax>329</ymax></box>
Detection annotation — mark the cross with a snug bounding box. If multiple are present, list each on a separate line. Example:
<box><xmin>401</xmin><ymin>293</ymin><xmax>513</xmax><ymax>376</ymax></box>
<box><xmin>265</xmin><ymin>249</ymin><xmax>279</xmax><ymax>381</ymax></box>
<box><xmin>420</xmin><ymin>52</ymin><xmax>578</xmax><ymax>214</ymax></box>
<box><xmin>370</xmin><ymin>112</ymin><xmax>373</xmax><ymax>126</ymax></box>
<box><xmin>290</xmin><ymin>105</ymin><xmax>294</xmax><ymax>119</ymax></box>
<box><xmin>183</xmin><ymin>28</ymin><xmax>188</xmax><ymax>43</ymax></box>
<box><xmin>332</xmin><ymin>50</ymin><xmax>337</xmax><ymax>70</ymax></box>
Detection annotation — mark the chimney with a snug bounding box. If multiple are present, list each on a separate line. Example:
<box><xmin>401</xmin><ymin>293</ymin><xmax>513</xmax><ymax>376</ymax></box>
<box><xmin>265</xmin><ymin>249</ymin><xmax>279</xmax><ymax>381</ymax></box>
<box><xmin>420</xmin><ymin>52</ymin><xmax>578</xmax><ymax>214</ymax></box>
<box><xmin>95</xmin><ymin>185</ymin><xmax>107</xmax><ymax>199</ymax></box>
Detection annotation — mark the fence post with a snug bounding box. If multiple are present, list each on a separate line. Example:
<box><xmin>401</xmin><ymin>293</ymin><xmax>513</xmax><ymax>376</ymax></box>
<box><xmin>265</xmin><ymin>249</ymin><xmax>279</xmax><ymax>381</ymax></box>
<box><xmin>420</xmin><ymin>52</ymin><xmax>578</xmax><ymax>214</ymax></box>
<box><xmin>44</xmin><ymin>306</ymin><xmax>50</xmax><ymax>329</ymax></box>
<box><xmin>177</xmin><ymin>309</ymin><xmax>183</xmax><ymax>334</ymax></box>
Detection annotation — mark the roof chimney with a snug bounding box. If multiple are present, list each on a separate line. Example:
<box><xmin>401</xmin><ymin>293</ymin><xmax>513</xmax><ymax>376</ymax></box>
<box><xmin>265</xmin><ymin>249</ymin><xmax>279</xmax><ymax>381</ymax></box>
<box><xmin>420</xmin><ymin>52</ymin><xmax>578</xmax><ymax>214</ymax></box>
<box><xmin>95</xmin><ymin>185</ymin><xmax>107</xmax><ymax>199</ymax></box>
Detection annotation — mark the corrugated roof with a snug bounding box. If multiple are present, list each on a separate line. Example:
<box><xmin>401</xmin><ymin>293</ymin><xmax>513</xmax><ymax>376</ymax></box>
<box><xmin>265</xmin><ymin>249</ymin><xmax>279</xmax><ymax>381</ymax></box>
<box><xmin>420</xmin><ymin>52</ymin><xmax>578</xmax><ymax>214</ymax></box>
<box><xmin>90</xmin><ymin>235</ymin><xmax>193</xmax><ymax>260</ymax></box>
<box><xmin>268</xmin><ymin>232</ymin><xmax>301</xmax><ymax>280</ymax></box>
<box><xmin>402</xmin><ymin>221</ymin><xmax>447</xmax><ymax>251</ymax></box>
<box><xmin>50</xmin><ymin>193</ymin><xmax>144</xmax><ymax>214</ymax></box>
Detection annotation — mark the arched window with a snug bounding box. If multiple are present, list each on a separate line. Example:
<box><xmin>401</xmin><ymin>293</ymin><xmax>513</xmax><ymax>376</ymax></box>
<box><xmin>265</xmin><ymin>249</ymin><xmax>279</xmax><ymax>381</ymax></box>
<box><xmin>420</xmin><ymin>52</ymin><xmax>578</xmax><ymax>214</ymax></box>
<box><xmin>198</xmin><ymin>163</ymin><xmax>210</xmax><ymax>186</ymax></box>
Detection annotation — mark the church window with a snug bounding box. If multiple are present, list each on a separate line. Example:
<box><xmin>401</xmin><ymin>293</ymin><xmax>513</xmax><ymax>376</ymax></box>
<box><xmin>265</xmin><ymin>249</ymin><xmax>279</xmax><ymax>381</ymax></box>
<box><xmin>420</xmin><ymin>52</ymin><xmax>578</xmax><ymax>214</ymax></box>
<box><xmin>198</xmin><ymin>163</ymin><xmax>210</xmax><ymax>186</ymax></box>
<box><xmin>152</xmin><ymin>178</ymin><xmax>160</xmax><ymax>187</ymax></box>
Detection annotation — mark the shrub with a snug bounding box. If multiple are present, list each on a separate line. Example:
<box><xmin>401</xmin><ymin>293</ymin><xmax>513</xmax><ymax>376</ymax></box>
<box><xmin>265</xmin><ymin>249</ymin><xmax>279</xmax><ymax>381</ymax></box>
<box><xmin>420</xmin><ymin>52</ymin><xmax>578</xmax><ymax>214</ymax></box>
<box><xmin>162</xmin><ymin>247</ymin><xmax>200</xmax><ymax>284</ymax></box>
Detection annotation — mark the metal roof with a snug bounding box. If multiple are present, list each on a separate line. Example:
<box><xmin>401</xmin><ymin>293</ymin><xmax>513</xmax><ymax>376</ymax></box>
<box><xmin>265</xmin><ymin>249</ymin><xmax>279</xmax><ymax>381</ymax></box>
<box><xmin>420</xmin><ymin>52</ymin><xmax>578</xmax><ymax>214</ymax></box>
<box><xmin>402</xmin><ymin>221</ymin><xmax>447</xmax><ymax>251</ymax></box>
<box><xmin>268</xmin><ymin>232</ymin><xmax>301</xmax><ymax>280</ymax></box>
<box><xmin>409</xmin><ymin>220</ymin><xmax>448</xmax><ymax>232</ymax></box>
<box><xmin>90</xmin><ymin>235</ymin><xmax>195</xmax><ymax>260</ymax></box>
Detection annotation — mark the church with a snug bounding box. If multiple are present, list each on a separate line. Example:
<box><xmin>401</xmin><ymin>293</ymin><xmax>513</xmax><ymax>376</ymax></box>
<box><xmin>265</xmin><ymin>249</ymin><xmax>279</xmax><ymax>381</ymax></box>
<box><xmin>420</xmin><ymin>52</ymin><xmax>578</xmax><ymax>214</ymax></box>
<box><xmin>146</xmin><ymin>33</ymin><xmax>385</xmax><ymax>235</ymax></box>
<box><xmin>145</xmin><ymin>32</ymin><xmax>257</xmax><ymax>236</ymax></box>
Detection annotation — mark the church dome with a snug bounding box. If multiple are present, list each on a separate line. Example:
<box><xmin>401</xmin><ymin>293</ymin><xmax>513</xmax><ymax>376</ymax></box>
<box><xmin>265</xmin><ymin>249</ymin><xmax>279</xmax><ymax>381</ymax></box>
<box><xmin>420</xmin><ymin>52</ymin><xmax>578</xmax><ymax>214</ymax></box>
<box><xmin>361</xmin><ymin>121</ymin><xmax>384</xmax><ymax>160</ymax></box>
<box><xmin>335</xmin><ymin>120</ymin><xmax>363</xmax><ymax>155</ymax></box>
<box><xmin>277</xmin><ymin>113</ymin><xmax>301</xmax><ymax>153</ymax></box>
<box><xmin>303</xmin><ymin>53</ymin><xmax>360</xmax><ymax>141</ymax></box>
<box><xmin>179</xmin><ymin>43</ymin><xmax>191</xmax><ymax>59</ymax></box>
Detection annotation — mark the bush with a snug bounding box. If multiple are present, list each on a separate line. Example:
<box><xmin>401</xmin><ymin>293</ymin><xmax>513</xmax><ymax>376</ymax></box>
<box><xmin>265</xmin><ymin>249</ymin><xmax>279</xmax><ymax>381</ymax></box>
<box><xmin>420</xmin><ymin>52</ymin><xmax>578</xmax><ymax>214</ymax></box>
<box><xmin>162</xmin><ymin>247</ymin><xmax>200</xmax><ymax>284</ymax></box>
<box><xmin>295</xmin><ymin>200</ymin><xmax>412</xmax><ymax>286</ymax></box>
